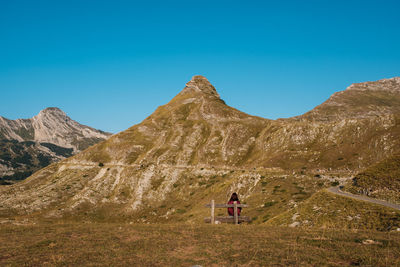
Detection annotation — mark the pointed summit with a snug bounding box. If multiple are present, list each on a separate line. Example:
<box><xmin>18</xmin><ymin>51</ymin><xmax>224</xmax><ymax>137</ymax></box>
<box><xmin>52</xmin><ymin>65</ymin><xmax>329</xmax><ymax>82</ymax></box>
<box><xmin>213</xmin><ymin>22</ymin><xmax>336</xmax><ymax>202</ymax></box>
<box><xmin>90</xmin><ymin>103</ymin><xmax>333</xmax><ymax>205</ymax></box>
<box><xmin>181</xmin><ymin>75</ymin><xmax>220</xmax><ymax>98</ymax></box>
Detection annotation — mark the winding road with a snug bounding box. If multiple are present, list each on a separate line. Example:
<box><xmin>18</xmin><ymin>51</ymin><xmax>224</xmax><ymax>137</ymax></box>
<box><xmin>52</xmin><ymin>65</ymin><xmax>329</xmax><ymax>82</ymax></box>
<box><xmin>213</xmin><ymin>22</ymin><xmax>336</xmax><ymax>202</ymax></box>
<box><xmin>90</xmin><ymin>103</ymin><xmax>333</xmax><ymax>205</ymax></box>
<box><xmin>327</xmin><ymin>186</ymin><xmax>400</xmax><ymax>211</ymax></box>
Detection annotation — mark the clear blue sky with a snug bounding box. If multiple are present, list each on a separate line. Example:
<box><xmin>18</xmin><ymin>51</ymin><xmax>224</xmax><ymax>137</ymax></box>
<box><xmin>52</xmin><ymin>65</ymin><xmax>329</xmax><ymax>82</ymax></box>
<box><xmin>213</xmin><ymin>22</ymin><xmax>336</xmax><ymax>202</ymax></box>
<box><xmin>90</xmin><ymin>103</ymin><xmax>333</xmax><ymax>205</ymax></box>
<box><xmin>1</xmin><ymin>0</ymin><xmax>399</xmax><ymax>133</ymax></box>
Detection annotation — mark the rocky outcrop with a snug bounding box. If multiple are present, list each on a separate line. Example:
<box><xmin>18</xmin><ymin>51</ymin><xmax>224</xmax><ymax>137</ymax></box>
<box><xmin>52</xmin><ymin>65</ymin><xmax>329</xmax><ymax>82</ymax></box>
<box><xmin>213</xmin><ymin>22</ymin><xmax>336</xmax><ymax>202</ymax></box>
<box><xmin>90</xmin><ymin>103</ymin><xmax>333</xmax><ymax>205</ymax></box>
<box><xmin>180</xmin><ymin>75</ymin><xmax>221</xmax><ymax>98</ymax></box>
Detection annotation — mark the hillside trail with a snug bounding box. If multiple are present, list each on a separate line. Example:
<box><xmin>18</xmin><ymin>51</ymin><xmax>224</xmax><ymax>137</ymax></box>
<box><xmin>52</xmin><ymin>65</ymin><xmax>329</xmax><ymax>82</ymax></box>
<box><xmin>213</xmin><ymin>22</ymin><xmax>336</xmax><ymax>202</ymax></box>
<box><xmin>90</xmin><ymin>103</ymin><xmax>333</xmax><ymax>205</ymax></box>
<box><xmin>62</xmin><ymin>161</ymin><xmax>283</xmax><ymax>172</ymax></box>
<box><xmin>327</xmin><ymin>186</ymin><xmax>400</xmax><ymax>211</ymax></box>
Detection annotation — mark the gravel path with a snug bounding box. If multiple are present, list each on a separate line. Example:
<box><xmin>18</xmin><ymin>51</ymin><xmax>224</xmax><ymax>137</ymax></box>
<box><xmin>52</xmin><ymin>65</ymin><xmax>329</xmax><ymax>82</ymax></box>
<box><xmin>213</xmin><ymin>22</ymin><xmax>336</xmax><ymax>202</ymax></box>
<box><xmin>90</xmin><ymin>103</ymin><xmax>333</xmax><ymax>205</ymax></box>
<box><xmin>327</xmin><ymin>186</ymin><xmax>400</xmax><ymax>211</ymax></box>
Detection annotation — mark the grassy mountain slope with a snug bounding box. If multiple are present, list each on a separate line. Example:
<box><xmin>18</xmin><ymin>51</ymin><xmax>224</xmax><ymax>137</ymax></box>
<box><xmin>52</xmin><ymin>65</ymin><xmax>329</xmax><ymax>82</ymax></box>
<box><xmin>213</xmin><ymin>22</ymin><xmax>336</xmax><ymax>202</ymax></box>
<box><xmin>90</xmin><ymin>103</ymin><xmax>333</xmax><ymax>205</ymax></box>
<box><xmin>346</xmin><ymin>153</ymin><xmax>400</xmax><ymax>203</ymax></box>
<box><xmin>267</xmin><ymin>190</ymin><xmax>400</xmax><ymax>231</ymax></box>
<box><xmin>74</xmin><ymin>76</ymin><xmax>400</xmax><ymax>171</ymax></box>
<box><xmin>298</xmin><ymin>77</ymin><xmax>400</xmax><ymax>121</ymax></box>
<box><xmin>0</xmin><ymin>76</ymin><xmax>399</xmax><ymax>230</ymax></box>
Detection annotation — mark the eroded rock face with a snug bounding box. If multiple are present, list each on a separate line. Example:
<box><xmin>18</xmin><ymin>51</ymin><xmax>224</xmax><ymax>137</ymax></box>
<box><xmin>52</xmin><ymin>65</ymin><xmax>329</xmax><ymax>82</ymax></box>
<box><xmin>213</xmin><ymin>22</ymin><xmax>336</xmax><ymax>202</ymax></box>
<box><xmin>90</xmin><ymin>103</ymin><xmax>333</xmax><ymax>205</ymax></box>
<box><xmin>0</xmin><ymin>75</ymin><xmax>399</xmax><ymax>219</ymax></box>
<box><xmin>0</xmin><ymin>108</ymin><xmax>111</xmax><ymax>183</ymax></box>
<box><xmin>0</xmin><ymin>107</ymin><xmax>111</xmax><ymax>152</ymax></box>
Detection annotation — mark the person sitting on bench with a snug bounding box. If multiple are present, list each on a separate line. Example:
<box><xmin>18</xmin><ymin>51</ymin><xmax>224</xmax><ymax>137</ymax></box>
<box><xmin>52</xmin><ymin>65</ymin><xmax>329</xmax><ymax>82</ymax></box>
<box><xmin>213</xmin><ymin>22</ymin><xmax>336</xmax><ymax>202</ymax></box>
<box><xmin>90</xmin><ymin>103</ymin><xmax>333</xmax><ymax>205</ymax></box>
<box><xmin>227</xmin><ymin>192</ymin><xmax>242</xmax><ymax>216</ymax></box>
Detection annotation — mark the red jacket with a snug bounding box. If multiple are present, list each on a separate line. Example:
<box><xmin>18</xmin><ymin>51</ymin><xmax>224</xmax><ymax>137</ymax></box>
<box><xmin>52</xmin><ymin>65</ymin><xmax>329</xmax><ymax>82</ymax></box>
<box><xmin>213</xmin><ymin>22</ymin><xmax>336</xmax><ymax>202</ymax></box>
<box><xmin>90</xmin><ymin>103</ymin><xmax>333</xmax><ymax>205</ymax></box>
<box><xmin>227</xmin><ymin>200</ymin><xmax>242</xmax><ymax>216</ymax></box>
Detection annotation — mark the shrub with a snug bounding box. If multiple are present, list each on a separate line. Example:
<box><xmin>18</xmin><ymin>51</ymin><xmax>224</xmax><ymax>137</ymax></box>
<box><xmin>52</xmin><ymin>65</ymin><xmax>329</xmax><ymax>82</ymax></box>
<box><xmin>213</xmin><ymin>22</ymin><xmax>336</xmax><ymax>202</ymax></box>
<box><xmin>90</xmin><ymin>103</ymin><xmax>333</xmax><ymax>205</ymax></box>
<box><xmin>264</xmin><ymin>202</ymin><xmax>276</xmax><ymax>208</ymax></box>
<box><xmin>331</xmin><ymin>180</ymin><xmax>340</xmax><ymax>186</ymax></box>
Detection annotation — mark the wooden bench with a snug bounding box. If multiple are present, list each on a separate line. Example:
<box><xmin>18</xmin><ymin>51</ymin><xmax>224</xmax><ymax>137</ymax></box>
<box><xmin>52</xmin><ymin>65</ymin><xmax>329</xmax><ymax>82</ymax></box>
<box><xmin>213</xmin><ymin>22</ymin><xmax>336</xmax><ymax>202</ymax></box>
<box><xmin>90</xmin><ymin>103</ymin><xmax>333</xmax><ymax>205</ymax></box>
<box><xmin>204</xmin><ymin>200</ymin><xmax>251</xmax><ymax>224</ymax></box>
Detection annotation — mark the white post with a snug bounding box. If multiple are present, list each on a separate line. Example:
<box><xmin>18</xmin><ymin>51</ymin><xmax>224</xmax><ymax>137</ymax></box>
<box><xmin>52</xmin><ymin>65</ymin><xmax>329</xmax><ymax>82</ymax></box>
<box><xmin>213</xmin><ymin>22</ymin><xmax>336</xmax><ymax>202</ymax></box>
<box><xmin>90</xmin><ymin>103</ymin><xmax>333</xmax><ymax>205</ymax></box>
<box><xmin>211</xmin><ymin>199</ymin><xmax>215</xmax><ymax>225</ymax></box>
<box><xmin>234</xmin><ymin>201</ymin><xmax>238</xmax><ymax>225</ymax></box>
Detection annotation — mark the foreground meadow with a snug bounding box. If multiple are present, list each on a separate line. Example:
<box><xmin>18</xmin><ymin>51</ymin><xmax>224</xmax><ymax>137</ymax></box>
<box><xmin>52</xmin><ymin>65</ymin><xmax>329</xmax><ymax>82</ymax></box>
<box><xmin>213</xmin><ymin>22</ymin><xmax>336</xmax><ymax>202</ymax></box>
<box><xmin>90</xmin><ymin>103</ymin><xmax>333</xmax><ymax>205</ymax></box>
<box><xmin>1</xmin><ymin>223</ymin><xmax>399</xmax><ymax>266</ymax></box>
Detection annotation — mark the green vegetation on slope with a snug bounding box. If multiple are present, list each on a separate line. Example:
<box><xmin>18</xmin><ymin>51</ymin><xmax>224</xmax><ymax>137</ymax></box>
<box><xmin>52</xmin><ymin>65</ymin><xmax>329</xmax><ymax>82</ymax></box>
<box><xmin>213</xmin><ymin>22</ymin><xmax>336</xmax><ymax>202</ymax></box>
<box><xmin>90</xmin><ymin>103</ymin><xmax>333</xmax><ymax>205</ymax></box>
<box><xmin>0</xmin><ymin>140</ymin><xmax>71</xmax><ymax>183</ymax></box>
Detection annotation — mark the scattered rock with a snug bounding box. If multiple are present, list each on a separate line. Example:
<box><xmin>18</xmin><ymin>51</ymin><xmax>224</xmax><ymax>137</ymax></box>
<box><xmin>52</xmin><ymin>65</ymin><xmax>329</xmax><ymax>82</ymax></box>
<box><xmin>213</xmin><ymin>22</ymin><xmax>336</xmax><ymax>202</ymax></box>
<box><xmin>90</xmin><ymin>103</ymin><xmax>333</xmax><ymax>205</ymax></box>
<box><xmin>362</xmin><ymin>239</ymin><xmax>382</xmax><ymax>245</ymax></box>
<box><xmin>312</xmin><ymin>205</ymin><xmax>321</xmax><ymax>211</ymax></box>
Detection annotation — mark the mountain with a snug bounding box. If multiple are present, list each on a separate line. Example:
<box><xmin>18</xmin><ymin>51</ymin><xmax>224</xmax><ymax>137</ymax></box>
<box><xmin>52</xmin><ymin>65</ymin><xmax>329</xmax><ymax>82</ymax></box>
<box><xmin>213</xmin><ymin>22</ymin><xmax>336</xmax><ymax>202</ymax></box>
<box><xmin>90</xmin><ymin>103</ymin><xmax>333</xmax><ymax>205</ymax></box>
<box><xmin>0</xmin><ymin>107</ymin><xmax>110</xmax><ymax>151</ymax></box>
<box><xmin>0</xmin><ymin>108</ymin><xmax>111</xmax><ymax>183</ymax></box>
<box><xmin>0</xmin><ymin>76</ymin><xmax>399</xmax><ymax>229</ymax></box>
<box><xmin>72</xmin><ymin>76</ymin><xmax>400</xmax><ymax>171</ymax></box>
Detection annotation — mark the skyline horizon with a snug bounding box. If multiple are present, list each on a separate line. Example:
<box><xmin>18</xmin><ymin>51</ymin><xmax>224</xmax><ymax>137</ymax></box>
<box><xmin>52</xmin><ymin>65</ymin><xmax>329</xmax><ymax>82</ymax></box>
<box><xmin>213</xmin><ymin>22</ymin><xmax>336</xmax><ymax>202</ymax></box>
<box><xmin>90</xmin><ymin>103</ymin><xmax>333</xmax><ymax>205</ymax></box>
<box><xmin>1</xmin><ymin>1</ymin><xmax>399</xmax><ymax>133</ymax></box>
<box><xmin>1</xmin><ymin>74</ymin><xmax>399</xmax><ymax>134</ymax></box>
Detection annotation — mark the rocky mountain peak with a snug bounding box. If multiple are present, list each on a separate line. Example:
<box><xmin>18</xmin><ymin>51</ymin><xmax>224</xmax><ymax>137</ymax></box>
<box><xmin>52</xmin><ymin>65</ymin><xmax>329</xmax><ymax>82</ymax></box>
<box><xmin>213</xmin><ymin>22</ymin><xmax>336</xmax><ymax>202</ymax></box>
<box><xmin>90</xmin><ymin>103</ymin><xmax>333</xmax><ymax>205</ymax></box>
<box><xmin>36</xmin><ymin>107</ymin><xmax>69</xmax><ymax>121</ymax></box>
<box><xmin>0</xmin><ymin>107</ymin><xmax>111</xmax><ymax>183</ymax></box>
<box><xmin>180</xmin><ymin>75</ymin><xmax>220</xmax><ymax>98</ymax></box>
<box><xmin>40</xmin><ymin>107</ymin><xmax>66</xmax><ymax>115</ymax></box>
<box><xmin>0</xmin><ymin>107</ymin><xmax>111</xmax><ymax>151</ymax></box>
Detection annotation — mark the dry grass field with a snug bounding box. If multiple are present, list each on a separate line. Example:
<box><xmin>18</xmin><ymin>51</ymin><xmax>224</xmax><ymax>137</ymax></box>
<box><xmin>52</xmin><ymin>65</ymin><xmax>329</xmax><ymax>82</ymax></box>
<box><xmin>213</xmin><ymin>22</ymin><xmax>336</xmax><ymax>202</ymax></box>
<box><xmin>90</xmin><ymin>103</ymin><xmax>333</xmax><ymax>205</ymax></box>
<box><xmin>1</xmin><ymin>223</ymin><xmax>399</xmax><ymax>266</ymax></box>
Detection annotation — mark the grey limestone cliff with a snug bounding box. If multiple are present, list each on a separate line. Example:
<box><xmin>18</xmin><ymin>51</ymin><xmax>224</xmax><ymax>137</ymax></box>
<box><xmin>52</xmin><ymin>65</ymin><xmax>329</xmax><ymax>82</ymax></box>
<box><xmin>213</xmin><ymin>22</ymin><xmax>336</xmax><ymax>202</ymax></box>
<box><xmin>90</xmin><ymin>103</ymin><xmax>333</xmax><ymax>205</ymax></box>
<box><xmin>0</xmin><ymin>107</ymin><xmax>111</xmax><ymax>183</ymax></box>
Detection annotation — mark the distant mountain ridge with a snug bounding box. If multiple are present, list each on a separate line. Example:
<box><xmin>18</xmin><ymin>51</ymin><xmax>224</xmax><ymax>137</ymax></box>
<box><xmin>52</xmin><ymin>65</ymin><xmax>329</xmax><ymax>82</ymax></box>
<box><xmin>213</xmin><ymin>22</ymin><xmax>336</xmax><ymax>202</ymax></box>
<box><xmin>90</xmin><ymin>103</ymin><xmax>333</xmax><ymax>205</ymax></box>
<box><xmin>0</xmin><ymin>107</ymin><xmax>110</xmax><ymax>151</ymax></box>
<box><xmin>0</xmin><ymin>108</ymin><xmax>111</xmax><ymax>183</ymax></box>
